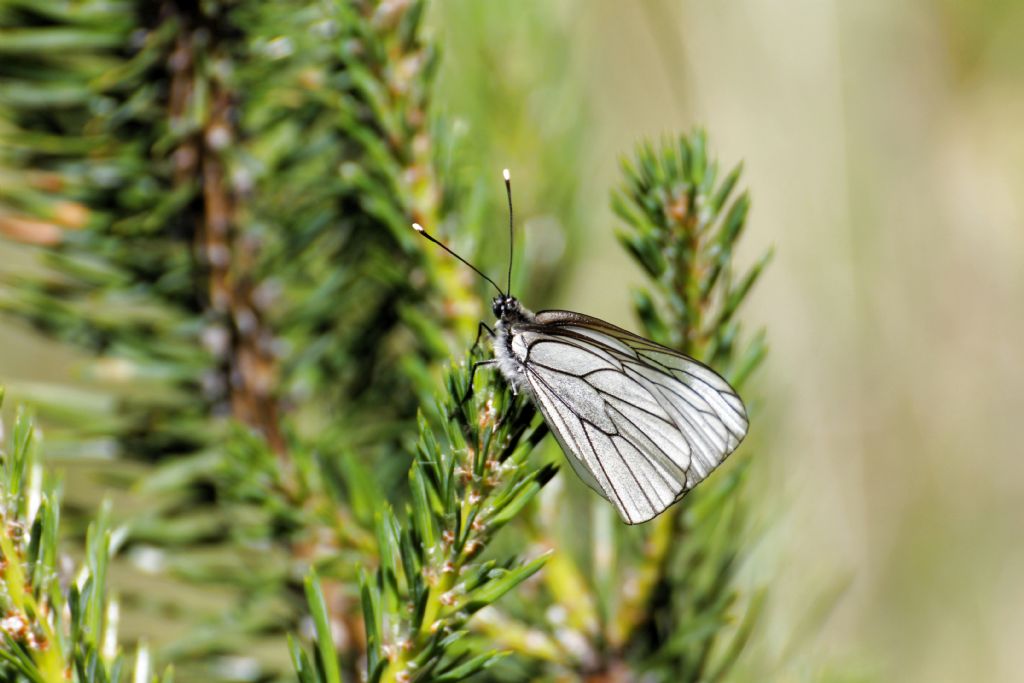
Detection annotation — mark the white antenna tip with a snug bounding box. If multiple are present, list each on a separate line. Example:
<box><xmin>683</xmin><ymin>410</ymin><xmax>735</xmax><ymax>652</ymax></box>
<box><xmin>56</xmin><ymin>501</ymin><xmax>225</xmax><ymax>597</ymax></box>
<box><xmin>412</xmin><ymin>222</ymin><xmax>424</xmax><ymax>232</ymax></box>
<box><xmin>502</xmin><ymin>168</ymin><xmax>511</xmax><ymax>181</ymax></box>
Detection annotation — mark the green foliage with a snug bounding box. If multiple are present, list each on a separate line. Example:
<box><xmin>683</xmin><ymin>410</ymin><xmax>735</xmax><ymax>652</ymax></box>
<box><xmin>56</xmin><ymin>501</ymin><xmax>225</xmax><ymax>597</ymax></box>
<box><xmin>294</xmin><ymin>351</ymin><xmax>556</xmax><ymax>682</ymax></box>
<box><xmin>1</xmin><ymin>0</ymin><xmax>480</xmax><ymax>677</ymax></box>
<box><xmin>0</xmin><ymin>392</ymin><xmax>173</xmax><ymax>683</ymax></box>
<box><xmin>608</xmin><ymin>131</ymin><xmax>769</xmax><ymax>680</ymax></box>
<box><xmin>613</xmin><ymin>132</ymin><xmax>770</xmax><ymax>375</ymax></box>
<box><xmin>429</xmin><ymin>0</ymin><xmax>592</xmax><ymax>301</ymax></box>
<box><xmin>1</xmin><ymin>2</ymin><xmax>771</xmax><ymax>682</ymax></box>
<box><xmin>296</xmin><ymin>133</ymin><xmax>770</xmax><ymax>683</ymax></box>
<box><xmin>0</xmin><ymin>0</ymin><xmax>473</xmax><ymax>456</ymax></box>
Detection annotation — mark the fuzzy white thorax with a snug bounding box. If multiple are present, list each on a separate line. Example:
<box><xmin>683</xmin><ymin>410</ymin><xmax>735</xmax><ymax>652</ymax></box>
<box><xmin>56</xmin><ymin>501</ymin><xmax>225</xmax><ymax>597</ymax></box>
<box><xmin>491</xmin><ymin>298</ymin><xmax>536</xmax><ymax>395</ymax></box>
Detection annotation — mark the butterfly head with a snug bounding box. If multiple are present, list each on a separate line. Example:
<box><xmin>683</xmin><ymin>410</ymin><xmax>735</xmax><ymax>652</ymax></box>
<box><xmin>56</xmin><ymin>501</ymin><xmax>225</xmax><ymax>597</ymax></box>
<box><xmin>492</xmin><ymin>295</ymin><xmax>527</xmax><ymax>322</ymax></box>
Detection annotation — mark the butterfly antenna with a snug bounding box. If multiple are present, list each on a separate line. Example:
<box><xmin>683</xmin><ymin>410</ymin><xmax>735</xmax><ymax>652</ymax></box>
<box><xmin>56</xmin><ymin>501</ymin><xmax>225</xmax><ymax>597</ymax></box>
<box><xmin>503</xmin><ymin>168</ymin><xmax>514</xmax><ymax>296</ymax></box>
<box><xmin>412</xmin><ymin>222</ymin><xmax>504</xmax><ymax>296</ymax></box>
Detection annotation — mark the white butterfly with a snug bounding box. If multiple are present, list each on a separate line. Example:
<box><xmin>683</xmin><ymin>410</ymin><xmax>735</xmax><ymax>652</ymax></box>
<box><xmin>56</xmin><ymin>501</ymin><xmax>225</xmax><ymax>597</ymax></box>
<box><xmin>413</xmin><ymin>170</ymin><xmax>748</xmax><ymax>524</ymax></box>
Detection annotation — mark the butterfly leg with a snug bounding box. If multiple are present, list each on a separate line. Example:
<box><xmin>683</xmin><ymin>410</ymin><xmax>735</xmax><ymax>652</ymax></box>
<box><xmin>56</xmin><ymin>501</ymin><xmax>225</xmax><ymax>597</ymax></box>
<box><xmin>461</xmin><ymin>359</ymin><xmax>498</xmax><ymax>405</ymax></box>
<box><xmin>470</xmin><ymin>321</ymin><xmax>495</xmax><ymax>354</ymax></box>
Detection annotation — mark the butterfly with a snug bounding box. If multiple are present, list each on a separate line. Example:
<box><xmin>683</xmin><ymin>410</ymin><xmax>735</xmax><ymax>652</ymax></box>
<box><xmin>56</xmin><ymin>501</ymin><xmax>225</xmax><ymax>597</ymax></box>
<box><xmin>412</xmin><ymin>170</ymin><xmax>748</xmax><ymax>524</ymax></box>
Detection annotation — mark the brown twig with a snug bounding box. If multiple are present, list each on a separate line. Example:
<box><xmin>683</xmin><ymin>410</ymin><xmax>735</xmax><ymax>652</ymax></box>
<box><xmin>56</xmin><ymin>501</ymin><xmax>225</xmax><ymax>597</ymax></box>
<box><xmin>167</xmin><ymin>15</ymin><xmax>287</xmax><ymax>458</ymax></box>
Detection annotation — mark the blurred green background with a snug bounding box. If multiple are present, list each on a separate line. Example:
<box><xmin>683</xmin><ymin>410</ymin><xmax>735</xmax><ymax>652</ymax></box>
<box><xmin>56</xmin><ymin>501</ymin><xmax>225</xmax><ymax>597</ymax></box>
<box><xmin>3</xmin><ymin>1</ymin><xmax>1023</xmax><ymax>681</ymax></box>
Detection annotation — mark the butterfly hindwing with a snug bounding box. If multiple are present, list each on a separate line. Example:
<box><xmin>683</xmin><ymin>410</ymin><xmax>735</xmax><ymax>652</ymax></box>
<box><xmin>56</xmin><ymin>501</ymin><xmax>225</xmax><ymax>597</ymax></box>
<box><xmin>511</xmin><ymin>310</ymin><xmax>748</xmax><ymax>524</ymax></box>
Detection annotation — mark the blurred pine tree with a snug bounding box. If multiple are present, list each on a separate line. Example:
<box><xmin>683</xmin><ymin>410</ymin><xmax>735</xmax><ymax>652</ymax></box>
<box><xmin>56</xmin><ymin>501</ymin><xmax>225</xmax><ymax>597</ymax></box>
<box><xmin>1</xmin><ymin>2</ymin><xmax>770</xmax><ymax>682</ymax></box>
<box><xmin>1</xmin><ymin>0</ymin><xmax>483</xmax><ymax>678</ymax></box>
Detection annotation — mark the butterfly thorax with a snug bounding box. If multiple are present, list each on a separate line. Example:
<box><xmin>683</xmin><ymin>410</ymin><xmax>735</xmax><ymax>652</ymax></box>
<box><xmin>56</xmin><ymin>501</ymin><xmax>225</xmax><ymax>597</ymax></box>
<box><xmin>491</xmin><ymin>295</ymin><xmax>534</xmax><ymax>393</ymax></box>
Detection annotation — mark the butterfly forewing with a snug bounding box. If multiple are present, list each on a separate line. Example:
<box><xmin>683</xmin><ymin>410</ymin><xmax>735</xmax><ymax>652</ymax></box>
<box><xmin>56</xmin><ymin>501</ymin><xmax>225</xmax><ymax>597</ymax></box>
<box><xmin>511</xmin><ymin>310</ymin><xmax>749</xmax><ymax>524</ymax></box>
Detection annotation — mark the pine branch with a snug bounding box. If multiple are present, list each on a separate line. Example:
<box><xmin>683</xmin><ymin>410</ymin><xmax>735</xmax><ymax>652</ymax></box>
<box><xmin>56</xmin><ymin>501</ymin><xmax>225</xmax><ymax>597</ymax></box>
<box><xmin>291</xmin><ymin>132</ymin><xmax>770</xmax><ymax>683</ymax></box>
<box><xmin>294</xmin><ymin>349</ymin><xmax>556</xmax><ymax>683</ymax></box>
<box><xmin>608</xmin><ymin>131</ymin><xmax>769</xmax><ymax>680</ymax></box>
<box><xmin>1</xmin><ymin>0</ymin><xmax>481</xmax><ymax>678</ymax></box>
<box><xmin>434</xmin><ymin>131</ymin><xmax>770</xmax><ymax>682</ymax></box>
<box><xmin>0</xmin><ymin>388</ymin><xmax>173</xmax><ymax>683</ymax></box>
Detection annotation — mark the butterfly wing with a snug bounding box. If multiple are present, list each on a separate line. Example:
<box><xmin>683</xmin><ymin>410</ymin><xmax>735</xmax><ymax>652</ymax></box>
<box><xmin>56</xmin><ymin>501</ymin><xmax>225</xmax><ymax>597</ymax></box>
<box><xmin>509</xmin><ymin>310</ymin><xmax>748</xmax><ymax>524</ymax></box>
